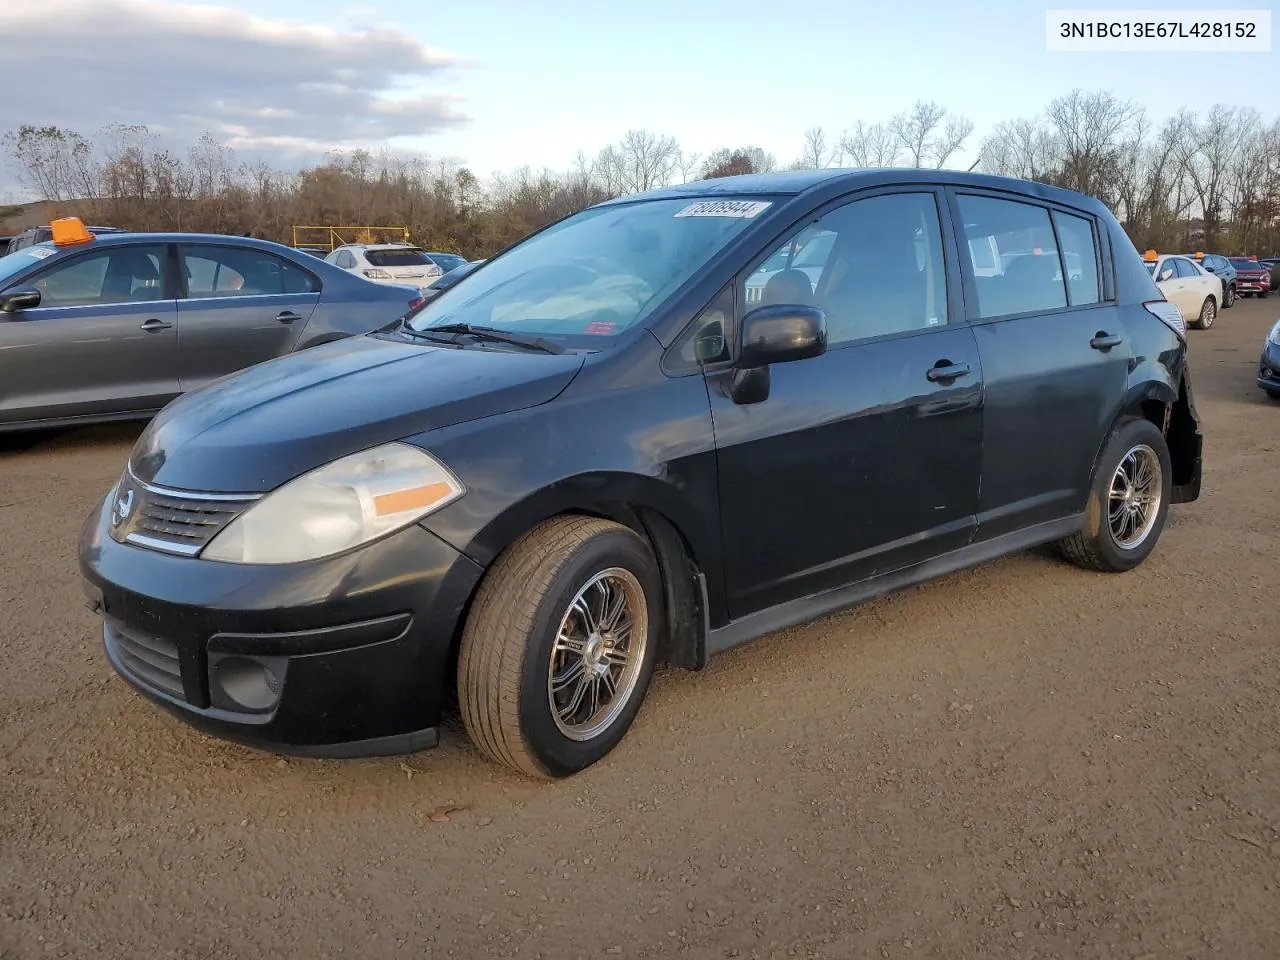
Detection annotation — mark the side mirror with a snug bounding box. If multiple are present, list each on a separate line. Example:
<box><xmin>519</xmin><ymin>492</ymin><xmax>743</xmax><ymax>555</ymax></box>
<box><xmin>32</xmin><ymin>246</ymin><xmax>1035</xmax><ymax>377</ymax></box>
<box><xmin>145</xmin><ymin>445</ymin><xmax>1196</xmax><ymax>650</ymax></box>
<box><xmin>1158</xmin><ymin>268</ymin><xmax>1174</xmax><ymax>282</ymax></box>
<box><xmin>737</xmin><ymin>304</ymin><xmax>826</xmax><ymax>369</ymax></box>
<box><xmin>1203</xmin><ymin>265</ymin><xmax>1216</xmax><ymax>273</ymax></box>
<box><xmin>0</xmin><ymin>287</ymin><xmax>40</xmax><ymax>313</ymax></box>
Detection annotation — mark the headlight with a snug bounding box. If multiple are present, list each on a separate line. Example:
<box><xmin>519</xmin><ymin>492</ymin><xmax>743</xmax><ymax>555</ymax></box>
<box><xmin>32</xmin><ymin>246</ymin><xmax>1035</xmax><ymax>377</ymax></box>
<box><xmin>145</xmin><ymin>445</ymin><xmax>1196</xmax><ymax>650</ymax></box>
<box><xmin>201</xmin><ymin>442</ymin><xmax>464</xmax><ymax>564</ymax></box>
<box><xmin>1269</xmin><ymin>320</ymin><xmax>1280</xmax><ymax>347</ymax></box>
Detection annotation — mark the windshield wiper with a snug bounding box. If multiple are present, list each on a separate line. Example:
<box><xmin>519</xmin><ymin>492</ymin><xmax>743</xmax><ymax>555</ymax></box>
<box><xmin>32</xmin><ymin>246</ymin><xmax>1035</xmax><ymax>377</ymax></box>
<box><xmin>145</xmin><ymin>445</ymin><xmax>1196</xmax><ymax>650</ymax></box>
<box><xmin>415</xmin><ymin>322</ymin><xmax>567</xmax><ymax>355</ymax></box>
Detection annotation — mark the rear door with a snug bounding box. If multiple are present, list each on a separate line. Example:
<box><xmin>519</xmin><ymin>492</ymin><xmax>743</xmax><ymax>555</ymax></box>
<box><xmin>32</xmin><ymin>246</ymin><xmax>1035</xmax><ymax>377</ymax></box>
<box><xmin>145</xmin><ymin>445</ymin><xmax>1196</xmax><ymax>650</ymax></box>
<box><xmin>705</xmin><ymin>187</ymin><xmax>984</xmax><ymax>618</ymax></box>
<box><xmin>0</xmin><ymin>243</ymin><xmax>179</xmax><ymax>426</ymax></box>
<box><xmin>175</xmin><ymin>242</ymin><xmax>321</xmax><ymax>391</ymax></box>
<box><xmin>949</xmin><ymin>189</ymin><xmax>1129</xmax><ymax>539</ymax></box>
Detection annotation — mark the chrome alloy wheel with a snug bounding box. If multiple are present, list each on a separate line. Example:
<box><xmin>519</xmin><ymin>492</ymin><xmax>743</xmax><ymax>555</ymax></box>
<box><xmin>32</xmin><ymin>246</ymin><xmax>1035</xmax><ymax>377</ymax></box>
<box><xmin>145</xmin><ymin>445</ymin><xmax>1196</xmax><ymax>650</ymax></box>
<box><xmin>1108</xmin><ymin>444</ymin><xmax>1163</xmax><ymax>550</ymax></box>
<box><xmin>547</xmin><ymin>567</ymin><xmax>648</xmax><ymax>741</ymax></box>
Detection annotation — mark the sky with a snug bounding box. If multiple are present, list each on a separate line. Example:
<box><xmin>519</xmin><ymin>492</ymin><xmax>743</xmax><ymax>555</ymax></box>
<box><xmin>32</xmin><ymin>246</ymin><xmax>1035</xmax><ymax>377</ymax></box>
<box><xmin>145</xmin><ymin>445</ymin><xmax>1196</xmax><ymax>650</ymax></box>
<box><xmin>0</xmin><ymin>0</ymin><xmax>1275</xmax><ymax>196</ymax></box>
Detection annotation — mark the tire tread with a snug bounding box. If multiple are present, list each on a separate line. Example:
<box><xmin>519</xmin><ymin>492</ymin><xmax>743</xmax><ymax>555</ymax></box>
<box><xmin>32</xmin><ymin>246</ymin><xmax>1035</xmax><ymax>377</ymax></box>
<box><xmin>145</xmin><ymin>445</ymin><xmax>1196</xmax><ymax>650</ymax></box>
<box><xmin>457</xmin><ymin>515</ymin><xmax>630</xmax><ymax>778</ymax></box>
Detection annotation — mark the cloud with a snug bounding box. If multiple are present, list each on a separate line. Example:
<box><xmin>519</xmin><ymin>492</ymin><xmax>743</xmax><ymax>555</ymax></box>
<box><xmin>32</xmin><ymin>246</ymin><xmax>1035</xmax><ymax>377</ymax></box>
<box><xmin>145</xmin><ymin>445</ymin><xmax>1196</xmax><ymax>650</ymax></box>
<box><xmin>0</xmin><ymin>0</ymin><xmax>469</xmax><ymax>158</ymax></box>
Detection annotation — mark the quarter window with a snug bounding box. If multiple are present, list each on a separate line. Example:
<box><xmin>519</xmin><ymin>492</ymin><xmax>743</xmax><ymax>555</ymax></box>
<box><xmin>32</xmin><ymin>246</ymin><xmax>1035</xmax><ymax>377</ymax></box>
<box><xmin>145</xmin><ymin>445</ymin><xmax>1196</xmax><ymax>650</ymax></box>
<box><xmin>1051</xmin><ymin>211</ymin><xmax>1101</xmax><ymax>305</ymax></box>
<box><xmin>957</xmin><ymin>195</ymin><xmax>1067</xmax><ymax>318</ymax></box>
<box><xmin>742</xmin><ymin>192</ymin><xmax>948</xmax><ymax>346</ymax></box>
<box><xmin>28</xmin><ymin>246</ymin><xmax>166</xmax><ymax>308</ymax></box>
<box><xmin>182</xmin><ymin>245</ymin><xmax>318</xmax><ymax>298</ymax></box>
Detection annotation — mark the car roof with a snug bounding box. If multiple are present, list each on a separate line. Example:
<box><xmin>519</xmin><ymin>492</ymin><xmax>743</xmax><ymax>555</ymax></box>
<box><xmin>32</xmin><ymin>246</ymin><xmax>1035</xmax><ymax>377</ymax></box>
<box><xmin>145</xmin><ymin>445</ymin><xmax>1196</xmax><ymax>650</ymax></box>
<box><xmin>598</xmin><ymin>168</ymin><xmax>1109</xmax><ymax>214</ymax></box>
<box><xmin>20</xmin><ymin>233</ymin><xmax>325</xmax><ymax>255</ymax></box>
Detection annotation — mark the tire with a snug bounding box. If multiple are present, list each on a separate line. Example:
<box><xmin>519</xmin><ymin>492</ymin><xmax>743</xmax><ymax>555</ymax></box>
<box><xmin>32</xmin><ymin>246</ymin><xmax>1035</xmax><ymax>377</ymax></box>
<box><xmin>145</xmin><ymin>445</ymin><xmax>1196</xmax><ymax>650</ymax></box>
<box><xmin>1189</xmin><ymin>296</ymin><xmax>1216</xmax><ymax>330</ymax></box>
<box><xmin>1259</xmin><ymin>289</ymin><xmax>1270</xmax><ymax>299</ymax></box>
<box><xmin>1223</xmin><ymin>284</ymin><xmax>1236</xmax><ymax>308</ymax></box>
<box><xmin>1058</xmin><ymin>417</ymin><xmax>1172</xmax><ymax>573</ymax></box>
<box><xmin>457</xmin><ymin>516</ymin><xmax>662</xmax><ymax>779</ymax></box>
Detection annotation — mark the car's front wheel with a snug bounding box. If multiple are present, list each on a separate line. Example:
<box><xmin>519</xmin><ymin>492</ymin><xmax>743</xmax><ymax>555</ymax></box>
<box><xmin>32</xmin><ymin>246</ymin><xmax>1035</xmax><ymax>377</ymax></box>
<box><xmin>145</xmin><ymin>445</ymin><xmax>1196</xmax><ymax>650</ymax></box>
<box><xmin>1059</xmin><ymin>417</ymin><xmax>1172</xmax><ymax>573</ymax></box>
<box><xmin>1223</xmin><ymin>284</ymin><xmax>1236</xmax><ymax>308</ymax></box>
<box><xmin>457</xmin><ymin>516</ymin><xmax>661</xmax><ymax>779</ymax></box>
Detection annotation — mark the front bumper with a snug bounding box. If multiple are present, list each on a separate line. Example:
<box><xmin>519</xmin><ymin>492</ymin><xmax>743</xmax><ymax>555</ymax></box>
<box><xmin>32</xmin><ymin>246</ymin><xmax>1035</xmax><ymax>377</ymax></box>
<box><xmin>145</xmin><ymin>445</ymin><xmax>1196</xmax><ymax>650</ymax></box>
<box><xmin>1238</xmin><ymin>279</ymin><xmax>1269</xmax><ymax>294</ymax></box>
<box><xmin>1259</xmin><ymin>341</ymin><xmax>1280</xmax><ymax>396</ymax></box>
<box><xmin>78</xmin><ymin>493</ymin><xmax>484</xmax><ymax>758</ymax></box>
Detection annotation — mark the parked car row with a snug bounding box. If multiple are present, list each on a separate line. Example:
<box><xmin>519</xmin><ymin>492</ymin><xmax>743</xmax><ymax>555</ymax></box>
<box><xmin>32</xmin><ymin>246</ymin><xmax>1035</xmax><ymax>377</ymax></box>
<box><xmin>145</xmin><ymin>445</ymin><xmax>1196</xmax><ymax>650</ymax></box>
<box><xmin>76</xmin><ymin>169</ymin><xmax>1203</xmax><ymax>780</ymax></box>
<box><xmin>0</xmin><ymin>219</ymin><xmax>429</xmax><ymax>432</ymax></box>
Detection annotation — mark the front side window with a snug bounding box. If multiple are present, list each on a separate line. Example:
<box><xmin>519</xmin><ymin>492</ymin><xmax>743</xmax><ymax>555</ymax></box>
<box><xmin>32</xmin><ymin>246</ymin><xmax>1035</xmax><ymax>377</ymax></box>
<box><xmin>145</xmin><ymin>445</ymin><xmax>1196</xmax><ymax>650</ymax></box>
<box><xmin>27</xmin><ymin>246</ymin><xmax>166</xmax><ymax>308</ymax></box>
<box><xmin>182</xmin><ymin>245</ymin><xmax>318</xmax><ymax>299</ymax></box>
<box><xmin>741</xmin><ymin>192</ymin><xmax>948</xmax><ymax>345</ymax></box>
<box><xmin>1173</xmin><ymin>258</ymin><xmax>1198</xmax><ymax>279</ymax></box>
<box><xmin>957</xmin><ymin>195</ymin><xmax>1067</xmax><ymax>318</ymax></box>
<box><xmin>407</xmin><ymin>196</ymin><xmax>777</xmax><ymax>347</ymax></box>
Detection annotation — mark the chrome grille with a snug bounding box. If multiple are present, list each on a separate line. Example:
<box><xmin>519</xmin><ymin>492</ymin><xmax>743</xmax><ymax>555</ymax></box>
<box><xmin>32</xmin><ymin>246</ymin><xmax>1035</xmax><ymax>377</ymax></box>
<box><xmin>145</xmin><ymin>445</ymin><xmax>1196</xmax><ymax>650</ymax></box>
<box><xmin>108</xmin><ymin>618</ymin><xmax>184</xmax><ymax>700</ymax></box>
<box><xmin>108</xmin><ymin>470</ymin><xmax>260</xmax><ymax>556</ymax></box>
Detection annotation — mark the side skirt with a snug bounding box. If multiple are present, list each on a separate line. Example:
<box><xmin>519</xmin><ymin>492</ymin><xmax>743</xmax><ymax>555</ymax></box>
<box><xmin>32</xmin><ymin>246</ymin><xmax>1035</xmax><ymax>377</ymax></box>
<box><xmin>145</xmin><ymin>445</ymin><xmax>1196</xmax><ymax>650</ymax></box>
<box><xmin>706</xmin><ymin>514</ymin><xmax>1083</xmax><ymax>658</ymax></box>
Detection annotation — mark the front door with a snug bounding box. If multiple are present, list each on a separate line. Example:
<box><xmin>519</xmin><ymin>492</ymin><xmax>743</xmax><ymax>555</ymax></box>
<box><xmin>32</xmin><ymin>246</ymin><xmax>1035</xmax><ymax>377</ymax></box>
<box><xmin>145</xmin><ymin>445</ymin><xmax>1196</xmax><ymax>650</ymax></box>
<box><xmin>175</xmin><ymin>243</ymin><xmax>320</xmax><ymax>391</ymax></box>
<box><xmin>705</xmin><ymin>189</ymin><xmax>985</xmax><ymax>620</ymax></box>
<box><xmin>0</xmin><ymin>243</ymin><xmax>179</xmax><ymax>426</ymax></box>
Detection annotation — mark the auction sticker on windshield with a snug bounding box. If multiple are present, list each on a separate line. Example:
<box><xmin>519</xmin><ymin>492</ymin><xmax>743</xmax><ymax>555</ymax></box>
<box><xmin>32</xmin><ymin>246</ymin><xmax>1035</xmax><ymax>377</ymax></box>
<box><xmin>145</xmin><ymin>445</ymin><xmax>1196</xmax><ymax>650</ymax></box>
<box><xmin>27</xmin><ymin>247</ymin><xmax>56</xmax><ymax>260</ymax></box>
<box><xmin>674</xmin><ymin>200</ymin><xmax>772</xmax><ymax>218</ymax></box>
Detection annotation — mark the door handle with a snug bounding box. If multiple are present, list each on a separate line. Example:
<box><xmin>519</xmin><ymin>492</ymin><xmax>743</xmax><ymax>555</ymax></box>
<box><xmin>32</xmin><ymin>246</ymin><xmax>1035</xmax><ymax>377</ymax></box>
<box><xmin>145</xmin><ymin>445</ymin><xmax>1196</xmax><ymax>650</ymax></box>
<box><xmin>275</xmin><ymin>311</ymin><xmax>302</xmax><ymax>324</ymax></box>
<box><xmin>139</xmin><ymin>318</ymin><xmax>172</xmax><ymax>332</ymax></box>
<box><xmin>1090</xmin><ymin>332</ymin><xmax>1124</xmax><ymax>351</ymax></box>
<box><xmin>926</xmin><ymin>360</ymin><xmax>971</xmax><ymax>383</ymax></box>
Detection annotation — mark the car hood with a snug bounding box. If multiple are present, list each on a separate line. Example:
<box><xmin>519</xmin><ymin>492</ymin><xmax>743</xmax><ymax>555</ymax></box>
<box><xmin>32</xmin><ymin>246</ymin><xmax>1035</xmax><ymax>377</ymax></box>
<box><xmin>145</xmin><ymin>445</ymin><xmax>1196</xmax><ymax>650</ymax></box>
<box><xmin>129</xmin><ymin>333</ymin><xmax>586</xmax><ymax>493</ymax></box>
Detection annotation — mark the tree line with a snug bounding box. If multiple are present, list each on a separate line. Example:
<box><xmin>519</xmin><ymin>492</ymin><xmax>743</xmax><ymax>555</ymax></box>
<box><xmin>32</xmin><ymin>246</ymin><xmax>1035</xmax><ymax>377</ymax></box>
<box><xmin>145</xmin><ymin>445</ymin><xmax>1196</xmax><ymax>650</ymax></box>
<box><xmin>3</xmin><ymin>89</ymin><xmax>1278</xmax><ymax>259</ymax></box>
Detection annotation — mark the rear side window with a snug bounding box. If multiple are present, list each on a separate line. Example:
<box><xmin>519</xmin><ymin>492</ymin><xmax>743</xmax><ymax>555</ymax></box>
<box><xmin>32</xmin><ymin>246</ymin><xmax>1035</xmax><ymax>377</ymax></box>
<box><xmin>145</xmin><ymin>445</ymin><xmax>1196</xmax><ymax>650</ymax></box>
<box><xmin>182</xmin><ymin>245</ymin><xmax>318</xmax><ymax>298</ymax></box>
<box><xmin>956</xmin><ymin>195</ymin><xmax>1067</xmax><ymax>319</ymax></box>
<box><xmin>1051</xmin><ymin>211</ymin><xmax>1101</xmax><ymax>305</ymax></box>
<box><xmin>1173</xmin><ymin>258</ymin><xmax>1198</xmax><ymax>279</ymax></box>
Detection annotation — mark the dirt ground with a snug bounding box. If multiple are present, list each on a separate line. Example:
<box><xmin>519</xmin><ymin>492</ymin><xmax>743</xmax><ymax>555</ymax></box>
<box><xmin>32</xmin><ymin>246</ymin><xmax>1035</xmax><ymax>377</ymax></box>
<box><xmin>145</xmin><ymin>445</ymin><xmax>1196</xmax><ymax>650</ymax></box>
<box><xmin>2</xmin><ymin>298</ymin><xmax>1279</xmax><ymax>960</ymax></box>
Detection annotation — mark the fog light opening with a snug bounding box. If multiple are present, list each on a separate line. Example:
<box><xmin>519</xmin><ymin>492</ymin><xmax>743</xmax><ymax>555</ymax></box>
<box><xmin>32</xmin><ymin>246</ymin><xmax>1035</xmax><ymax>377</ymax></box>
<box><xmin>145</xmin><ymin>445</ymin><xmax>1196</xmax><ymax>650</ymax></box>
<box><xmin>212</xmin><ymin>655</ymin><xmax>284</xmax><ymax>712</ymax></box>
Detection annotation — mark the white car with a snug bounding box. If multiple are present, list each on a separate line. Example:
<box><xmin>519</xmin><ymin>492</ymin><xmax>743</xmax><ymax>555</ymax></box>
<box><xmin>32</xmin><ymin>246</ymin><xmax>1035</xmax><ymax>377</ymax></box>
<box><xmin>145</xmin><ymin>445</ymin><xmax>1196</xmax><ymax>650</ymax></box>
<box><xmin>1144</xmin><ymin>252</ymin><xmax>1220</xmax><ymax>330</ymax></box>
<box><xmin>324</xmin><ymin>243</ymin><xmax>443</xmax><ymax>292</ymax></box>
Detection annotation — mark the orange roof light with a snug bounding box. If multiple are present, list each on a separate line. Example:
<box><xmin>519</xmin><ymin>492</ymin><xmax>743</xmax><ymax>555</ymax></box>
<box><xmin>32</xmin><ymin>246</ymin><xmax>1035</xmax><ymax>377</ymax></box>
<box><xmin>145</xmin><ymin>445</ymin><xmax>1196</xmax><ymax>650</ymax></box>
<box><xmin>1194</xmin><ymin>251</ymin><xmax>1204</xmax><ymax>259</ymax></box>
<box><xmin>50</xmin><ymin>217</ymin><xmax>94</xmax><ymax>247</ymax></box>
<box><xmin>1142</xmin><ymin>249</ymin><xmax>1158</xmax><ymax>262</ymax></box>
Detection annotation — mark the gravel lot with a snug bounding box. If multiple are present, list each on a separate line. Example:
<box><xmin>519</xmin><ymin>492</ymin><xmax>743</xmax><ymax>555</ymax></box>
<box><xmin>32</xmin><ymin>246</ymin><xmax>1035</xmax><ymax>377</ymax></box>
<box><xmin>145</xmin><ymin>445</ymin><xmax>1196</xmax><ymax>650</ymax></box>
<box><xmin>2</xmin><ymin>297</ymin><xmax>1279</xmax><ymax>960</ymax></box>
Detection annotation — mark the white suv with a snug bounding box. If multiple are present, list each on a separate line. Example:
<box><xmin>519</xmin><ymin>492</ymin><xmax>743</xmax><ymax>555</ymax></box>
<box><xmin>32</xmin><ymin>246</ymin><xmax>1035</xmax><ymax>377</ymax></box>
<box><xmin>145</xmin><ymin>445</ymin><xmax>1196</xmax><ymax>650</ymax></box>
<box><xmin>324</xmin><ymin>244</ymin><xmax>443</xmax><ymax>292</ymax></box>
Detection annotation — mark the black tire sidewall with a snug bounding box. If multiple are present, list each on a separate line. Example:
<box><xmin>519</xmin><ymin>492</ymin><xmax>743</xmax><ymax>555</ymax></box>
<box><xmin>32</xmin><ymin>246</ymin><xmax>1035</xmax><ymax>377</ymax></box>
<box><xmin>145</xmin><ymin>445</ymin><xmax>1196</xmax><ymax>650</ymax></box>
<box><xmin>1086</xmin><ymin>418</ymin><xmax>1173</xmax><ymax>570</ymax></box>
<box><xmin>515</xmin><ymin>526</ymin><xmax>663</xmax><ymax>777</ymax></box>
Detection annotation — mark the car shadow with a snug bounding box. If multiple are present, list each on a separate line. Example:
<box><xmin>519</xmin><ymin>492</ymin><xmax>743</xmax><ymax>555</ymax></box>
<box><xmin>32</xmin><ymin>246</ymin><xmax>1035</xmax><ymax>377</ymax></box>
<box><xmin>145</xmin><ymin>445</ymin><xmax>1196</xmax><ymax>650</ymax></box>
<box><xmin>0</xmin><ymin>422</ymin><xmax>147</xmax><ymax>456</ymax></box>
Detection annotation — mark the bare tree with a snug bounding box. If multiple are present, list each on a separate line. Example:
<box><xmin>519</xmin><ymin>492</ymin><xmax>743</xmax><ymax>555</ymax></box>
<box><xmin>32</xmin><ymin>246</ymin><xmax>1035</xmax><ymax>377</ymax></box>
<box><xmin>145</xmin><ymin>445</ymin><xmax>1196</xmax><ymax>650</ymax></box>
<box><xmin>2</xmin><ymin>125</ymin><xmax>98</xmax><ymax>201</ymax></box>
<box><xmin>976</xmin><ymin>117</ymin><xmax>1055</xmax><ymax>180</ymax></box>
<box><xmin>1178</xmin><ymin>104</ymin><xmax>1252</xmax><ymax>248</ymax></box>
<box><xmin>886</xmin><ymin>100</ymin><xmax>971</xmax><ymax>168</ymax></box>
<box><xmin>1044</xmin><ymin>89</ymin><xmax>1141</xmax><ymax>204</ymax></box>
<box><xmin>595</xmin><ymin>130</ymin><xmax>681</xmax><ymax>195</ymax></box>
<box><xmin>797</xmin><ymin>126</ymin><xmax>835</xmax><ymax>169</ymax></box>
<box><xmin>840</xmin><ymin>121</ymin><xmax>901</xmax><ymax>167</ymax></box>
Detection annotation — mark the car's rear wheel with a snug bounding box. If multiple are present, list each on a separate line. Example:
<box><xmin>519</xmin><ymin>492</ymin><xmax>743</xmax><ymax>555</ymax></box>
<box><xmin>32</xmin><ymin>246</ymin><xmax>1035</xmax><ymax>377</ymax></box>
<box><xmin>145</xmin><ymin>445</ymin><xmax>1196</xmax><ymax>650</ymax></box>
<box><xmin>457</xmin><ymin>516</ymin><xmax>661</xmax><ymax>779</ymax></box>
<box><xmin>1058</xmin><ymin>417</ymin><xmax>1172</xmax><ymax>573</ymax></box>
<box><xmin>1190</xmin><ymin>297</ymin><xmax>1216</xmax><ymax>329</ymax></box>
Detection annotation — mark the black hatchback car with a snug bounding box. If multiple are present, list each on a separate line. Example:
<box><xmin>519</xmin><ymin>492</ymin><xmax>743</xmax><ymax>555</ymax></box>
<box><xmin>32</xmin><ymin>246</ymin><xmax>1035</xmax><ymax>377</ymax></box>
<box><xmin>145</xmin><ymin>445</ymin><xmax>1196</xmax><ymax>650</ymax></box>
<box><xmin>79</xmin><ymin>169</ymin><xmax>1203</xmax><ymax>779</ymax></box>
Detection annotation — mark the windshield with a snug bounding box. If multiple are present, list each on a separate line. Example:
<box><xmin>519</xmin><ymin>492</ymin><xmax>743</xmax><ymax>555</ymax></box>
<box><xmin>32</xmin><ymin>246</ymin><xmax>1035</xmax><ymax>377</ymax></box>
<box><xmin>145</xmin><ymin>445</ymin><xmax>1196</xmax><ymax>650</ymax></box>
<box><xmin>366</xmin><ymin>248</ymin><xmax>432</xmax><ymax>267</ymax></box>
<box><xmin>0</xmin><ymin>246</ymin><xmax>55</xmax><ymax>287</ymax></box>
<box><xmin>407</xmin><ymin>196</ymin><xmax>776</xmax><ymax>345</ymax></box>
<box><xmin>1144</xmin><ymin>261</ymin><xmax>1158</xmax><ymax>275</ymax></box>
<box><xmin>1228</xmin><ymin>258</ymin><xmax>1258</xmax><ymax>269</ymax></box>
